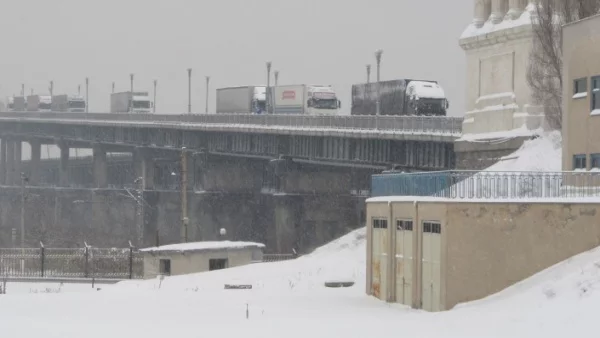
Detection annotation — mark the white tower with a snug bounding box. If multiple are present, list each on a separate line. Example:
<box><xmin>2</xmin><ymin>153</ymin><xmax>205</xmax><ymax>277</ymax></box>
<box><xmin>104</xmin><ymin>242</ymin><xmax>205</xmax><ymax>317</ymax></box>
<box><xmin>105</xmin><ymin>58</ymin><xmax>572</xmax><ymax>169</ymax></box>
<box><xmin>459</xmin><ymin>0</ymin><xmax>543</xmax><ymax>138</ymax></box>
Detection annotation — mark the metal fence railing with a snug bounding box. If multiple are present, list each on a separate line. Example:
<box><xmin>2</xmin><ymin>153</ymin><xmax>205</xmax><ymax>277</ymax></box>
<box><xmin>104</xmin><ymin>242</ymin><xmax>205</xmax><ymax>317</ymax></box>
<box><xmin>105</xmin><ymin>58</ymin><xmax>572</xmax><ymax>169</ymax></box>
<box><xmin>0</xmin><ymin>246</ymin><xmax>143</xmax><ymax>279</ymax></box>
<box><xmin>0</xmin><ymin>246</ymin><xmax>298</xmax><ymax>279</ymax></box>
<box><xmin>0</xmin><ymin>112</ymin><xmax>464</xmax><ymax>135</ymax></box>
<box><xmin>372</xmin><ymin>170</ymin><xmax>600</xmax><ymax>199</ymax></box>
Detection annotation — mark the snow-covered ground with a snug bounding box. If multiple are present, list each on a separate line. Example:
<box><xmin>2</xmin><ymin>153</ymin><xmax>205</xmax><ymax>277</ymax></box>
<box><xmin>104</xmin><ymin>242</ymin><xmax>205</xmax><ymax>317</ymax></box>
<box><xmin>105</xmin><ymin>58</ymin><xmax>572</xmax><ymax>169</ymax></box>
<box><xmin>485</xmin><ymin>130</ymin><xmax>562</xmax><ymax>172</ymax></box>
<box><xmin>1</xmin><ymin>225</ymin><xmax>600</xmax><ymax>337</ymax></box>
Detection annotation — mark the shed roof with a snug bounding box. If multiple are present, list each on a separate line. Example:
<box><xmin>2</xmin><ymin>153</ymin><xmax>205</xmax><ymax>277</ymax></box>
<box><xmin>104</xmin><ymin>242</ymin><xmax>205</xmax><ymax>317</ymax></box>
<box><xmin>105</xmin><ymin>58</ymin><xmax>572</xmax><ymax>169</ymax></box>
<box><xmin>141</xmin><ymin>241</ymin><xmax>265</xmax><ymax>254</ymax></box>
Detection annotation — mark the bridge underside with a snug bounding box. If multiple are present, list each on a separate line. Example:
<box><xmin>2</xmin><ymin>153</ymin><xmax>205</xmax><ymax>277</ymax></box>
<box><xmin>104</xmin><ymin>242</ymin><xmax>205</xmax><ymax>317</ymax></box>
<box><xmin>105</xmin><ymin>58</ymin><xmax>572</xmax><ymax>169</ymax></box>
<box><xmin>0</xmin><ymin>118</ymin><xmax>457</xmax><ymax>253</ymax></box>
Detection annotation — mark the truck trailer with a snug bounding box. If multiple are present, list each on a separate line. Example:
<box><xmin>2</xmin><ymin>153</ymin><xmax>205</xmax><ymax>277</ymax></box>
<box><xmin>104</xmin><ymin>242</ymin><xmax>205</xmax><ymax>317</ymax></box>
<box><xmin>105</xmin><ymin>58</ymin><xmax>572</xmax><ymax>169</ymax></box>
<box><xmin>271</xmin><ymin>84</ymin><xmax>341</xmax><ymax>115</ymax></box>
<box><xmin>51</xmin><ymin>95</ymin><xmax>86</xmax><ymax>112</ymax></box>
<box><xmin>351</xmin><ymin>79</ymin><xmax>449</xmax><ymax>116</ymax></box>
<box><xmin>12</xmin><ymin>96</ymin><xmax>26</xmax><ymax>111</ymax></box>
<box><xmin>111</xmin><ymin>91</ymin><xmax>152</xmax><ymax>114</ymax></box>
<box><xmin>216</xmin><ymin>86</ymin><xmax>266</xmax><ymax>114</ymax></box>
<box><xmin>26</xmin><ymin>95</ymin><xmax>52</xmax><ymax>112</ymax></box>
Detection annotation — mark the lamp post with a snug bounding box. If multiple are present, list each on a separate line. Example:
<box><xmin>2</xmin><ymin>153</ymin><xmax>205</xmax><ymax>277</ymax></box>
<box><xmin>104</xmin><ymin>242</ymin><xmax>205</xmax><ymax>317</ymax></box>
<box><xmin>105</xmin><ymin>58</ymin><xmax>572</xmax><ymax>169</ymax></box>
<box><xmin>85</xmin><ymin>77</ymin><xmax>89</xmax><ymax>113</ymax></box>
<box><xmin>205</xmin><ymin>76</ymin><xmax>210</xmax><ymax>114</ymax></box>
<box><xmin>274</xmin><ymin>70</ymin><xmax>279</xmax><ymax>86</ymax></box>
<box><xmin>49</xmin><ymin>81</ymin><xmax>54</xmax><ymax>98</ymax></box>
<box><xmin>366</xmin><ymin>65</ymin><xmax>371</xmax><ymax>84</ymax></box>
<box><xmin>21</xmin><ymin>84</ymin><xmax>24</xmax><ymax>96</ymax></box>
<box><xmin>375</xmin><ymin>49</ymin><xmax>383</xmax><ymax>117</ymax></box>
<box><xmin>153</xmin><ymin>80</ymin><xmax>157</xmax><ymax>113</ymax></box>
<box><xmin>130</xmin><ymin>74</ymin><xmax>134</xmax><ymax>113</ymax></box>
<box><xmin>187</xmin><ymin>68</ymin><xmax>192</xmax><ymax>114</ymax></box>
<box><xmin>112</xmin><ymin>82</ymin><xmax>115</xmax><ymax>94</ymax></box>
<box><xmin>266</xmin><ymin>61</ymin><xmax>272</xmax><ymax>114</ymax></box>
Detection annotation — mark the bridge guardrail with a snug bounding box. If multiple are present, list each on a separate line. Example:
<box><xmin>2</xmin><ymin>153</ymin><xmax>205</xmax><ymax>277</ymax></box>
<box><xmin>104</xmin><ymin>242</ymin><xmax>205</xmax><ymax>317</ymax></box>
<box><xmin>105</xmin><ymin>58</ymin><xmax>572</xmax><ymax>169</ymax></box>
<box><xmin>0</xmin><ymin>112</ymin><xmax>463</xmax><ymax>135</ymax></box>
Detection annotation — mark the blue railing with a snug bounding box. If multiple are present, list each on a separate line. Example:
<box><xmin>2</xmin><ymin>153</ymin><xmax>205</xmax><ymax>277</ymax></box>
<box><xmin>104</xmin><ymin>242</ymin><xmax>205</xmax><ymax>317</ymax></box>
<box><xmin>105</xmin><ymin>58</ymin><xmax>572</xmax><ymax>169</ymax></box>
<box><xmin>371</xmin><ymin>170</ymin><xmax>600</xmax><ymax>199</ymax></box>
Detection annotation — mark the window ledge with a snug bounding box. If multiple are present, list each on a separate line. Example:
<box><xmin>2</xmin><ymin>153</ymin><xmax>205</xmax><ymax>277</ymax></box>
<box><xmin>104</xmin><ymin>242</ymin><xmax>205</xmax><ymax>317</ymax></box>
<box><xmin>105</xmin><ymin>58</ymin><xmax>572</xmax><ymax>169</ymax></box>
<box><xmin>591</xmin><ymin>109</ymin><xmax>600</xmax><ymax>116</ymax></box>
<box><xmin>574</xmin><ymin>92</ymin><xmax>588</xmax><ymax>99</ymax></box>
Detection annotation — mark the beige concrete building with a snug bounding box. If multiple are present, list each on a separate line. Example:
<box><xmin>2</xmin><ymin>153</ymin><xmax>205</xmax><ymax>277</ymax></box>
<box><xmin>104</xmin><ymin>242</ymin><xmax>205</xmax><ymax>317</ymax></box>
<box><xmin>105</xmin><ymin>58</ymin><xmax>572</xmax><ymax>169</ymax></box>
<box><xmin>562</xmin><ymin>14</ymin><xmax>600</xmax><ymax>171</ymax></box>
<box><xmin>141</xmin><ymin>241</ymin><xmax>264</xmax><ymax>279</ymax></box>
<box><xmin>365</xmin><ymin>196</ymin><xmax>600</xmax><ymax>311</ymax></box>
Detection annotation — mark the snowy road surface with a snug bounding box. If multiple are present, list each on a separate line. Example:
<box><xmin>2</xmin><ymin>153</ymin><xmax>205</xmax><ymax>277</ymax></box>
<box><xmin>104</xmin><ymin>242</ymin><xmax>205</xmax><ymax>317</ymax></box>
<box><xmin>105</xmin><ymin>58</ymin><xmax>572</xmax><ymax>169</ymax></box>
<box><xmin>1</xmin><ymin>226</ymin><xmax>600</xmax><ymax>337</ymax></box>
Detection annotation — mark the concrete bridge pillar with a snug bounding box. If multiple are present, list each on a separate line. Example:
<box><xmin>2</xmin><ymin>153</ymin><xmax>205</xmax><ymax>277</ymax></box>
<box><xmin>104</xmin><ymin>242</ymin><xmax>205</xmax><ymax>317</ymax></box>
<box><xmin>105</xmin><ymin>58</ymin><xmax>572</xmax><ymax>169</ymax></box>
<box><xmin>11</xmin><ymin>140</ymin><xmax>22</xmax><ymax>186</ymax></box>
<box><xmin>134</xmin><ymin>147</ymin><xmax>155</xmax><ymax>190</ymax></box>
<box><xmin>0</xmin><ymin>139</ymin><xmax>6</xmax><ymax>185</ymax></box>
<box><xmin>5</xmin><ymin>139</ymin><xmax>15</xmax><ymax>185</ymax></box>
<box><xmin>93</xmin><ymin>144</ymin><xmax>108</xmax><ymax>188</ymax></box>
<box><xmin>28</xmin><ymin>140</ymin><xmax>41</xmax><ymax>186</ymax></box>
<box><xmin>58</xmin><ymin>142</ymin><xmax>69</xmax><ymax>187</ymax></box>
<box><xmin>273</xmin><ymin>195</ymin><xmax>301</xmax><ymax>253</ymax></box>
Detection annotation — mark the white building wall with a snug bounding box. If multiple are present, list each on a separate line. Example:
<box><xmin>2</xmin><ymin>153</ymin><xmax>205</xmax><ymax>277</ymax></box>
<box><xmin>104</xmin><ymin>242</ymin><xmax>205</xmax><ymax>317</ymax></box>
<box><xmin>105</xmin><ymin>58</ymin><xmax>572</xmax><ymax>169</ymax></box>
<box><xmin>459</xmin><ymin>0</ymin><xmax>544</xmax><ymax>137</ymax></box>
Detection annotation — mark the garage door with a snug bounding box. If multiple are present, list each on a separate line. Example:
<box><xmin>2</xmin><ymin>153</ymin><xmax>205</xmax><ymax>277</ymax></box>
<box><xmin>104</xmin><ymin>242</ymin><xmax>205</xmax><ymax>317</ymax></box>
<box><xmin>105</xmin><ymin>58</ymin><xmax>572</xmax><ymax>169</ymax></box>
<box><xmin>422</xmin><ymin>221</ymin><xmax>442</xmax><ymax>311</ymax></box>
<box><xmin>371</xmin><ymin>218</ymin><xmax>389</xmax><ymax>300</ymax></box>
<box><xmin>395</xmin><ymin>219</ymin><xmax>413</xmax><ymax>306</ymax></box>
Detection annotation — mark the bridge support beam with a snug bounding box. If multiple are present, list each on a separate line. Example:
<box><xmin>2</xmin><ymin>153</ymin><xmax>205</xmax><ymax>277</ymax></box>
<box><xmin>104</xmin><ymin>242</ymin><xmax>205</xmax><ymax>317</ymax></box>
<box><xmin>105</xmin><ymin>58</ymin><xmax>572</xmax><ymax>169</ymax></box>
<box><xmin>0</xmin><ymin>139</ymin><xmax>6</xmax><ymax>185</ymax></box>
<box><xmin>13</xmin><ymin>141</ymin><xmax>22</xmax><ymax>185</ymax></box>
<box><xmin>58</xmin><ymin>142</ymin><xmax>69</xmax><ymax>187</ymax></box>
<box><xmin>134</xmin><ymin>148</ymin><xmax>155</xmax><ymax>190</ymax></box>
<box><xmin>29</xmin><ymin>140</ymin><xmax>41</xmax><ymax>186</ymax></box>
<box><xmin>93</xmin><ymin>145</ymin><xmax>108</xmax><ymax>188</ymax></box>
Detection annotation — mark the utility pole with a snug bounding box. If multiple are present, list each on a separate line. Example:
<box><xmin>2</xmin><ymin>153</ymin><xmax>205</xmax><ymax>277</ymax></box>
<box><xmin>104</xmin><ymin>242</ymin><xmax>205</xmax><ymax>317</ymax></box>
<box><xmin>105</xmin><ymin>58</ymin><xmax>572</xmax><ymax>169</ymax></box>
<box><xmin>205</xmin><ymin>76</ymin><xmax>210</xmax><ymax>114</ymax></box>
<box><xmin>266</xmin><ymin>61</ymin><xmax>272</xmax><ymax>114</ymax></box>
<box><xmin>20</xmin><ymin>172</ymin><xmax>26</xmax><ymax>272</ymax></box>
<box><xmin>49</xmin><ymin>81</ymin><xmax>54</xmax><ymax>97</ymax></box>
<box><xmin>21</xmin><ymin>84</ymin><xmax>24</xmax><ymax>96</ymax></box>
<box><xmin>85</xmin><ymin>77</ymin><xmax>89</xmax><ymax>113</ymax></box>
<box><xmin>187</xmin><ymin>68</ymin><xmax>192</xmax><ymax>114</ymax></box>
<box><xmin>78</xmin><ymin>85</ymin><xmax>81</xmax><ymax>96</ymax></box>
<box><xmin>112</xmin><ymin>82</ymin><xmax>115</xmax><ymax>93</ymax></box>
<box><xmin>366</xmin><ymin>64</ymin><xmax>371</xmax><ymax>84</ymax></box>
<box><xmin>153</xmin><ymin>80</ymin><xmax>157</xmax><ymax>113</ymax></box>
<box><xmin>274</xmin><ymin>70</ymin><xmax>279</xmax><ymax>86</ymax></box>
<box><xmin>180</xmin><ymin>148</ymin><xmax>189</xmax><ymax>243</ymax></box>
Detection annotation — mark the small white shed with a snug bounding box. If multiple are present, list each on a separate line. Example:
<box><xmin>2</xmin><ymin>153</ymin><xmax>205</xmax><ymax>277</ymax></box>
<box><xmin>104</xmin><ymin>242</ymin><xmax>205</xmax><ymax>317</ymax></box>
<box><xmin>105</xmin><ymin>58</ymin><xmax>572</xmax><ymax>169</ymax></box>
<box><xmin>140</xmin><ymin>241</ymin><xmax>265</xmax><ymax>279</ymax></box>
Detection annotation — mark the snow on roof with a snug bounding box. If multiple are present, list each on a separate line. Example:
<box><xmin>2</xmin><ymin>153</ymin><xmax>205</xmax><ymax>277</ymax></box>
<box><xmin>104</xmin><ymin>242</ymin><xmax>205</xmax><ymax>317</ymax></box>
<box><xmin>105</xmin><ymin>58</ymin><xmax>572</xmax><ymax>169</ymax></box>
<box><xmin>140</xmin><ymin>241</ymin><xmax>265</xmax><ymax>254</ymax></box>
<box><xmin>457</xmin><ymin>125</ymin><xmax>543</xmax><ymax>142</ymax></box>
<box><xmin>407</xmin><ymin>81</ymin><xmax>446</xmax><ymax>99</ymax></box>
<box><xmin>460</xmin><ymin>4</ymin><xmax>535</xmax><ymax>40</ymax></box>
<box><xmin>132</xmin><ymin>96</ymin><xmax>150</xmax><ymax>101</ymax></box>
<box><xmin>367</xmin><ymin>196</ymin><xmax>600</xmax><ymax>204</ymax></box>
<box><xmin>484</xmin><ymin>130</ymin><xmax>562</xmax><ymax>172</ymax></box>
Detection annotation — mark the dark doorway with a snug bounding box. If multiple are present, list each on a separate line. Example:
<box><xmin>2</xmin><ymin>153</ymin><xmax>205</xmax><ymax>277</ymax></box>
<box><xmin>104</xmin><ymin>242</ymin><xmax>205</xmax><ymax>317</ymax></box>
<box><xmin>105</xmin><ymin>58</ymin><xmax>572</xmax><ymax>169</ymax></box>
<box><xmin>209</xmin><ymin>258</ymin><xmax>228</xmax><ymax>271</ymax></box>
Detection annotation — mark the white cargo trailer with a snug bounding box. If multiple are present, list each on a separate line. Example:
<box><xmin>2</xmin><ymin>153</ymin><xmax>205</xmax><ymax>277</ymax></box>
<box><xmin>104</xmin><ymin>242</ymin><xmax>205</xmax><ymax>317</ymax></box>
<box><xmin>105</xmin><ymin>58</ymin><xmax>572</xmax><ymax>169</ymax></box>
<box><xmin>111</xmin><ymin>91</ymin><xmax>152</xmax><ymax>114</ymax></box>
<box><xmin>216</xmin><ymin>86</ymin><xmax>266</xmax><ymax>114</ymax></box>
<box><xmin>271</xmin><ymin>85</ymin><xmax>340</xmax><ymax>115</ymax></box>
<box><xmin>26</xmin><ymin>95</ymin><xmax>52</xmax><ymax>112</ymax></box>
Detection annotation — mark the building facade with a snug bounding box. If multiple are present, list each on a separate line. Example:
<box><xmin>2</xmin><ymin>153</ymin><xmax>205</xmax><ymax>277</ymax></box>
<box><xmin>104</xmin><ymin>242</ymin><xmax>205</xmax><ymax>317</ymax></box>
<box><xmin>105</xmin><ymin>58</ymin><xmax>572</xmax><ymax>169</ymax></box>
<box><xmin>141</xmin><ymin>241</ymin><xmax>264</xmax><ymax>279</ymax></box>
<box><xmin>455</xmin><ymin>0</ymin><xmax>545</xmax><ymax>169</ymax></box>
<box><xmin>365</xmin><ymin>197</ymin><xmax>600</xmax><ymax>311</ymax></box>
<box><xmin>562</xmin><ymin>14</ymin><xmax>600</xmax><ymax>171</ymax></box>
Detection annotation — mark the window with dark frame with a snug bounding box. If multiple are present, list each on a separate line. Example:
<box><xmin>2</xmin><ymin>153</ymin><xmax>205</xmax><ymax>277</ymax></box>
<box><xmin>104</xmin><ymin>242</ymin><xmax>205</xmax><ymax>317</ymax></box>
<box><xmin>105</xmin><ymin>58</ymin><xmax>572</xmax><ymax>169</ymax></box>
<box><xmin>159</xmin><ymin>259</ymin><xmax>171</xmax><ymax>275</ymax></box>
<box><xmin>423</xmin><ymin>221</ymin><xmax>441</xmax><ymax>234</ymax></box>
<box><xmin>574</xmin><ymin>77</ymin><xmax>588</xmax><ymax>96</ymax></box>
<box><xmin>373</xmin><ymin>218</ymin><xmax>388</xmax><ymax>229</ymax></box>
<box><xmin>593</xmin><ymin>76</ymin><xmax>600</xmax><ymax>110</ymax></box>
<box><xmin>573</xmin><ymin>154</ymin><xmax>587</xmax><ymax>170</ymax></box>
<box><xmin>396</xmin><ymin>220</ymin><xmax>413</xmax><ymax>231</ymax></box>
<box><xmin>592</xmin><ymin>154</ymin><xmax>600</xmax><ymax>169</ymax></box>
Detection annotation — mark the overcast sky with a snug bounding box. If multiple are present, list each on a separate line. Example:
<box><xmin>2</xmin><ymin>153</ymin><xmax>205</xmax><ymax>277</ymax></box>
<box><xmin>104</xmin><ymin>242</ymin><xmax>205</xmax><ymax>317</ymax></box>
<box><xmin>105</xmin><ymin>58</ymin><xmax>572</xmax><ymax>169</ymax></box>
<box><xmin>0</xmin><ymin>0</ymin><xmax>471</xmax><ymax>116</ymax></box>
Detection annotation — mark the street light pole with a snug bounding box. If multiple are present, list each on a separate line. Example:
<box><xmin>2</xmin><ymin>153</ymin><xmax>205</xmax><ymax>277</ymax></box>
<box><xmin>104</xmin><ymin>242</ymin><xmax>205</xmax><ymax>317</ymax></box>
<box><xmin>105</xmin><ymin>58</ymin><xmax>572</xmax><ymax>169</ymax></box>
<box><xmin>21</xmin><ymin>84</ymin><xmax>24</xmax><ymax>96</ymax></box>
<box><xmin>187</xmin><ymin>68</ymin><xmax>192</xmax><ymax>114</ymax></box>
<box><xmin>130</xmin><ymin>73</ymin><xmax>134</xmax><ymax>113</ymax></box>
<box><xmin>366</xmin><ymin>65</ymin><xmax>371</xmax><ymax>84</ymax></box>
<box><xmin>20</xmin><ymin>172</ymin><xmax>26</xmax><ymax>272</ymax></box>
<box><xmin>274</xmin><ymin>70</ymin><xmax>279</xmax><ymax>87</ymax></box>
<box><xmin>134</xmin><ymin>177</ymin><xmax>144</xmax><ymax>246</ymax></box>
<box><xmin>153</xmin><ymin>80</ymin><xmax>157</xmax><ymax>113</ymax></box>
<box><xmin>112</xmin><ymin>82</ymin><xmax>115</xmax><ymax>94</ymax></box>
<box><xmin>205</xmin><ymin>76</ymin><xmax>210</xmax><ymax>114</ymax></box>
<box><xmin>266</xmin><ymin>61</ymin><xmax>272</xmax><ymax>114</ymax></box>
<box><xmin>49</xmin><ymin>81</ymin><xmax>54</xmax><ymax>97</ymax></box>
<box><xmin>375</xmin><ymin>49</ymin><xmax>383</xmax><ymax>117</ymax></box>
<box><xmin>180</xmin><ymin>147</ymin><xmax>189</xmax><ymax>243</ymax></box>
<box><xmin>85</xmin><ymin>77</ymin><xmax>89</xmax><ymax>113</ymax></box>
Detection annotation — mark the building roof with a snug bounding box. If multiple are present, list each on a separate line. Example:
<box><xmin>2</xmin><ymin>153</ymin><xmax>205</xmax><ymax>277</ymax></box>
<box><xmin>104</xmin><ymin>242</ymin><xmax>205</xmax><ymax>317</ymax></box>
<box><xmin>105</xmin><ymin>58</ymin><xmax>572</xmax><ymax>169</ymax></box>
<box><xmin>367</xmin><ymin>196</ymin><xmax>600</xmax><ymax>204</ymax></box>
<box><xmin>141</xmin><ymin>241</ymin><xmax>265</xmax><ymax>254</ymax></box>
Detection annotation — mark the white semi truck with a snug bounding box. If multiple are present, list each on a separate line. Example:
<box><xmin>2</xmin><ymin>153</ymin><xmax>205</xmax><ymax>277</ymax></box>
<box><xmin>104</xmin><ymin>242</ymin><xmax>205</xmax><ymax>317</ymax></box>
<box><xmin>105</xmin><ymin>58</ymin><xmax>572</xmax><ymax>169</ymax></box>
<box><xmin>216</xmin><ymin>86</ymin><xmax>267</xmax><ymax>114</ymax></box>
<box><xmin>51</xmin><ymin>95</ymin><xmax>86</xmax><ymax>112</ymax></box>
<box><xmin>111</xmin><ymin>91</ymin><xmax>152</xmax><ymax>114</ymax></box>
<box><xmin>26</xmin><ymin>95</ymin><xmax>52</xmax><ymax>112</ymax></box>
<box><xmin>271</xmin><ymin>85</ymin><xmax>341</xmax><ymax>115</ymax></box>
